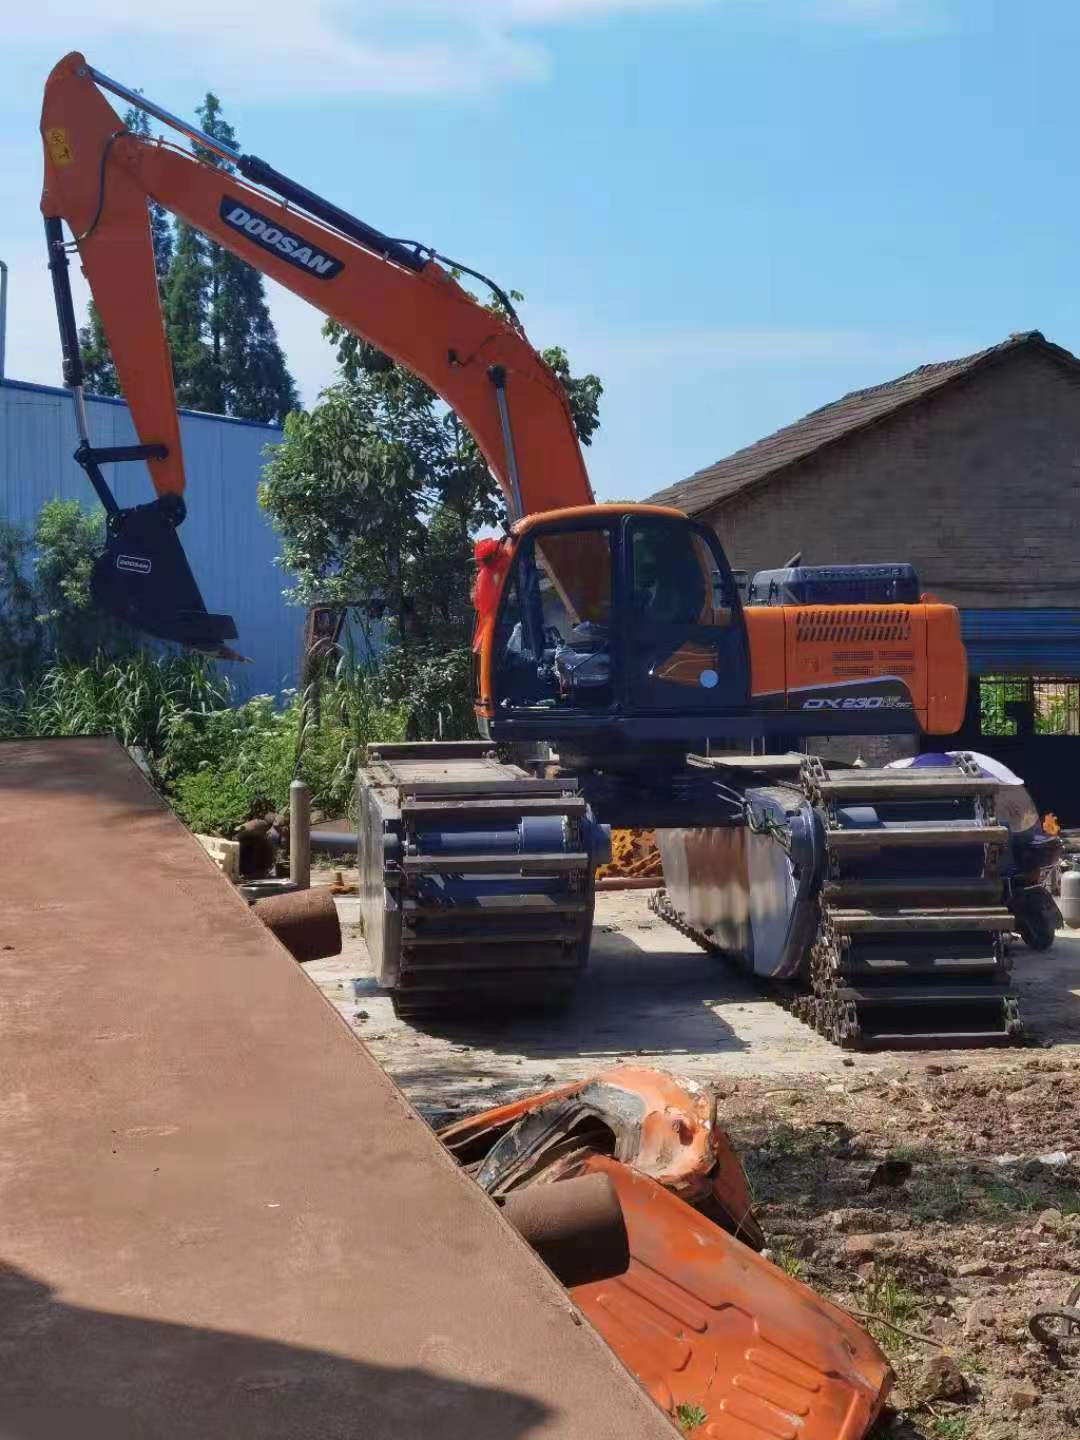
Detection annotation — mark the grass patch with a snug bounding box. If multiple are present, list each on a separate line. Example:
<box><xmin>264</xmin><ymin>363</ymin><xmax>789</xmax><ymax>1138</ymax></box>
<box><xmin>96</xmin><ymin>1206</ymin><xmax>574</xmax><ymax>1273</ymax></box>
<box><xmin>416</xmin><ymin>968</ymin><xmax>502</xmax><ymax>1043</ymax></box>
<box><xmin>774</xmin><ymin>1249</ymin><xmax>805</xmax><ymax>1280</ymax></box>
<box><xmin>908</xmin><ymin>1170</ymin><xmax>970</xmax><ymax>1225</ymax></box>
<box><xmin>930</xmin><ymin>1416</ymin><xmax>970</xmax><ymax>1439</ymax></box>
<box><xmin>956</xmin><ymin>1352</ymin><xmax>986</xmax><ymax>1379</ymax></box>
<box><xmin>675</xmin><ymin>1403</ymin><xmax>708</xmax><ymax>1433</ymax></box>
<box><xmin>903</xmin><ymin>1158</ymin><xmax>1080</xmax><ymax>1226</ymax></box>
<box><xmin>972</xmin><ymin>1174</ymin><xmax>1080</xmax><ymax>1219</ymax></box>
<box><xmin>766</xmin><ymin>1123</ymin><xmax>800</xmax><ymax>1156</ymax></box>
<box><xmin>863</xmin><ymin>1268</ymin><xmax>922</xmax><ymax>1356</ymax></box>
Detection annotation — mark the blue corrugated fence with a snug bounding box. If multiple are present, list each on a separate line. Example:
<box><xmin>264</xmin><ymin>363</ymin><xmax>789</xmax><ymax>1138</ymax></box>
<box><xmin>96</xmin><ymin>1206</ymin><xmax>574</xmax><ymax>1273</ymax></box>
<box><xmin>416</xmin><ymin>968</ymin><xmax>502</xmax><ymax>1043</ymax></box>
<box><xmin>0</xmin><ymin>378</ymin><xmax>301</xmax><ymax>697</ymax></box>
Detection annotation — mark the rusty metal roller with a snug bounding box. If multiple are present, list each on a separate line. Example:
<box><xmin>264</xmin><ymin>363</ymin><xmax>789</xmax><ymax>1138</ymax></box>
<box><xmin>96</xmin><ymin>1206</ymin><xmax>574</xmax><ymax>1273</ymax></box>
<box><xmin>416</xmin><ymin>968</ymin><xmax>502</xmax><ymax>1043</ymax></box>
<box><xmin>501</xmin><ymin>1173</ymin><xmax>629</xmax><ymax>1287</ymax></box>
<box><xmin>253</xmin><ymin>888</ymin><xmax>342</xmax><ymax>962</ymax></box>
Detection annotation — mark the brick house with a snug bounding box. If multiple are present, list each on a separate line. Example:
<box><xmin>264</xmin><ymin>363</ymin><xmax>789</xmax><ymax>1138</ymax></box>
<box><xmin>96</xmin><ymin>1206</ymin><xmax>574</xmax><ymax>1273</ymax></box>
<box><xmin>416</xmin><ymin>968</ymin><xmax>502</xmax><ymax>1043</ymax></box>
<box><xmin>649</xmin><ymin>331</ymin><xmax>1080</xmax><ymax>815</ymax></box>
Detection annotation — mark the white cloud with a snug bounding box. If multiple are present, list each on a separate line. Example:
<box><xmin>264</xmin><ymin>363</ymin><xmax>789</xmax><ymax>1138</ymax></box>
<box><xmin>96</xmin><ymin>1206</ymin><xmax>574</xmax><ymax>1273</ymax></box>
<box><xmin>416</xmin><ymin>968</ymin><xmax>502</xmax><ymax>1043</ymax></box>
<box><xmin>17</xmin><ymin>0</ymin><xmax>934</xmax><ymax>101</ymax></box>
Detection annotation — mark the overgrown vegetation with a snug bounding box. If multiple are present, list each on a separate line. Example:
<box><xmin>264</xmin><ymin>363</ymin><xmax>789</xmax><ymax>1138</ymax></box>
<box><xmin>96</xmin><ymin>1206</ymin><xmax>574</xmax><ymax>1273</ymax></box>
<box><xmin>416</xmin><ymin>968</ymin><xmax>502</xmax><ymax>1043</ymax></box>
<box><xmin>166</xmin><ymin>666</ymin><xmax>409</xmax><ymax>832</ymax></box>
<box><xmin>0</xmin><ymin>651</ymin><xmax>228</xmax><ymax>755</ymax></box>
<box><xmin>0</xmin><ymin>500</ymin><xmax>412</xmax><ymax>834</ymax></box>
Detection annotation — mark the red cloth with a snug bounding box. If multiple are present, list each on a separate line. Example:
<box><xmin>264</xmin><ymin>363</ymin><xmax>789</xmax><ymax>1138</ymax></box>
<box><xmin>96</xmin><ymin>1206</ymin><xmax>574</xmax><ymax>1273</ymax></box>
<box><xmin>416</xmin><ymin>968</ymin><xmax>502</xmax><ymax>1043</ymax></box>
<box><xmin>472</xmin><ymin>537</ymin><xmax>511</xmax><ymax>620</ymax></box>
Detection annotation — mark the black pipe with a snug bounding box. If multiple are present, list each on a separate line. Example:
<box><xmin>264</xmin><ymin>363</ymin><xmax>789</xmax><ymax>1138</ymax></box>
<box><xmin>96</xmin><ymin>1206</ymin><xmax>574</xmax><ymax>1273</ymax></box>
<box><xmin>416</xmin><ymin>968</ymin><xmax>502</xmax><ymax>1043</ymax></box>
<box><xmin>237</xmin><ymin>155</ymin><xmax>428</xmax><ymax>274</ymax></box>
<box><xmin>44</xmin><ymin>217</ymin><xmax>83</xmax><ymax>388</ymax></box>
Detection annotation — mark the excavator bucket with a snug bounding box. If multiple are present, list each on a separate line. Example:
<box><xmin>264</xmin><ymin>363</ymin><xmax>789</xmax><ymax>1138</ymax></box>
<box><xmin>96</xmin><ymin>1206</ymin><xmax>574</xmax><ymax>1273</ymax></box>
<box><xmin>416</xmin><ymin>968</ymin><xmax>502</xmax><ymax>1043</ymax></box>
<box><xmin>92</xmin><ymin>498</ymin><xmax>241</xmax><ymax>656</ymax></box>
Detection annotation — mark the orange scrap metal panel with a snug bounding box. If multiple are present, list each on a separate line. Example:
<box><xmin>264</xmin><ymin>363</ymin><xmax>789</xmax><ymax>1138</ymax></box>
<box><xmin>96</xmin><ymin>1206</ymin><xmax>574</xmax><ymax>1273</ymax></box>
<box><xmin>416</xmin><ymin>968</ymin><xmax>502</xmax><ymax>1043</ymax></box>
<box><xmin>574</xmin><ymin>1155</ymin><xmax>892</xmax><ymax>1440</ymax></box>
<box><xmin>442</xmin><ymin>1066</ymin><xmax>892</xmax><ymax>1439</ymax></box>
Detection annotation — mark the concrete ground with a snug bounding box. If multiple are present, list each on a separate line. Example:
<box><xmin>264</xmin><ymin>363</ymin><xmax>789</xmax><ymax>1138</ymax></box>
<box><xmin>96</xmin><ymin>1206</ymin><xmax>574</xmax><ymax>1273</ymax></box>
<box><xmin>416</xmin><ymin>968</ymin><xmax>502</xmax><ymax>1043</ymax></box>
<box><xmin>303</xmin><ymin>889</ymin><xmax>1080</xmax><ymax>1123</ymax></box>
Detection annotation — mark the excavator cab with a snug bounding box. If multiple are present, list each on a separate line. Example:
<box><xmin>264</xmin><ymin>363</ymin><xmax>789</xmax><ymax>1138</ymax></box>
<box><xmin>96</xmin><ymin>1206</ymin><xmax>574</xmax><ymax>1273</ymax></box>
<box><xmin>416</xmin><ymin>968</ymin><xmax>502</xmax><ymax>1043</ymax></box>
<box><xmin>479</xmin><ymin>505</ymin><xmax>751</xmax><ymax>748</ymax></box>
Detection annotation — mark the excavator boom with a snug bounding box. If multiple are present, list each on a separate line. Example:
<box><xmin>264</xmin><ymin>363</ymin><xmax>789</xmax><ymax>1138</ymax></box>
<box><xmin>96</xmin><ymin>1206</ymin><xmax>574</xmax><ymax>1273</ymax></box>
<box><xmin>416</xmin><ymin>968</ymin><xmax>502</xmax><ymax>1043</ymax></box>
<box><xmin>40</xmin><ymin>52</ymin><xmax>592</xmax><ymax>646</ymax></box>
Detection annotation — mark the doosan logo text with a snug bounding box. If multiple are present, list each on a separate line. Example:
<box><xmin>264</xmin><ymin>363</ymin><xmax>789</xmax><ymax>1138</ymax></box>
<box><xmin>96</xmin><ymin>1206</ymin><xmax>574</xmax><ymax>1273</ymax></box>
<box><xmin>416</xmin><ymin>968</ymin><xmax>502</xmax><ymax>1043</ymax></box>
<box><xmin>219</xmin><ymin>199</ymin><xmax>343</xmax><ymax>279</ymax></box>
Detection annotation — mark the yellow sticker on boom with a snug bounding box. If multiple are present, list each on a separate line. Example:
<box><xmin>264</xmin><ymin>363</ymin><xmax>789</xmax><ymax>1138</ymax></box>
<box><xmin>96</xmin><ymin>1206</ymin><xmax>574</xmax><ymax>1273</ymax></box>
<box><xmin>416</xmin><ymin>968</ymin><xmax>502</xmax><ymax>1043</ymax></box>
<box><xmin>46</xmin><ymin>128</ymin><xmax>74</xmax><ymax>168</ymax></box>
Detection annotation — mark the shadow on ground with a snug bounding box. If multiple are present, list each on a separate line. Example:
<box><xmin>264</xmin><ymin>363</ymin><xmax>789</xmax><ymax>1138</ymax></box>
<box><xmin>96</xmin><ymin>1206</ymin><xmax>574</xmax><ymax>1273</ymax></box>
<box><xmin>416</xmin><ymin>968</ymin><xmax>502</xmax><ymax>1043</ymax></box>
<box><xmin>0</xmin><ymin>1261</ymin><xmax>550</xmax><ymax>1440</ymax></box>
<box><xmin>406</xmin><ymin>922</ymin><xmax>755</xmax><ymax>1057</ymax></box>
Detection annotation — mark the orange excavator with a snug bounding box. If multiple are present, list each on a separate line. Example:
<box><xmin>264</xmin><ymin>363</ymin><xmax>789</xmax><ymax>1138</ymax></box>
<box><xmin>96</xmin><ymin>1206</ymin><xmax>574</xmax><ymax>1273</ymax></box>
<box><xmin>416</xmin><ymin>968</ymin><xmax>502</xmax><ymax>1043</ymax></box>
<box><xmin>41</xmin><ymin>52</ymin><xmax>1027</xmax><ymax>1049</ymax></box>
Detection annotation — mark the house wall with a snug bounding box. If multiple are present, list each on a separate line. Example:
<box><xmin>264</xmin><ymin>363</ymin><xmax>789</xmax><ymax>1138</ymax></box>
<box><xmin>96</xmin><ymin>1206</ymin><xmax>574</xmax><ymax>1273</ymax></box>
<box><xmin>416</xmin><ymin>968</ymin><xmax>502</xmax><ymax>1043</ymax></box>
<box><xmin>705</xmin><ymin>348</ymin><xmax>1080</xmax><ymax>609</ymax></box>
<box><xmin>0</xmin><ymin>378</ymin><xmax>300</xmax><ymax>697</ymax></box>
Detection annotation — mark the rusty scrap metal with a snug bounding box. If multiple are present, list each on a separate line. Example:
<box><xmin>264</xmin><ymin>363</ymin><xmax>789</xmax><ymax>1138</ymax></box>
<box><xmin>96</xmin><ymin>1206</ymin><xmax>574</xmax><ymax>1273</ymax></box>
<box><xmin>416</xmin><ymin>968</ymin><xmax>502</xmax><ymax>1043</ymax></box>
<box><xmin>253</xmin><ymin>886</ymin><xmax>341</xmax><ymax>962</ymax></box>
<box><xmin>442</xmin><ymin>1065</ymin><xmax>763</xmax><ymax>1249</ymax></box>
<box><xmin>595</xmin><ymin>827</ymin><xmax>662</xmax><ymax>884</ymax></box>
<box><xmin>502</xmin><ymin>1172</ymin><xmax>630</xmax><ymax>1287</ymax></box>
<box><xmin>442</xmin><ymin>1067</ymin><xmax>893</xmax><ymax>1439</ymax></box>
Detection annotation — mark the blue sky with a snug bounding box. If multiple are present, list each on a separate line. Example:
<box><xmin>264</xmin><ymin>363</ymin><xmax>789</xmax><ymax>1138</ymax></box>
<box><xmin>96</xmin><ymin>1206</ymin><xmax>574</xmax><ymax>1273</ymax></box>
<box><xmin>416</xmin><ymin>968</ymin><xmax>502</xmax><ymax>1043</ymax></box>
<box><xmin>5</xmin><ymin>2</ymin><xmax>1079</xmax><ymax>501</ymax></box>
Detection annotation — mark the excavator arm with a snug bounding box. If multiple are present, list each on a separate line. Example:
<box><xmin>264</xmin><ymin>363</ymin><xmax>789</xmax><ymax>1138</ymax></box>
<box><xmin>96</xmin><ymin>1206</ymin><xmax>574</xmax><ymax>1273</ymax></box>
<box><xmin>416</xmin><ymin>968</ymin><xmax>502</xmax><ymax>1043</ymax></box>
<box><xmin>40</xmin><ymin>52</ymin><xmax>593</xmax><ymax>648</ymax></box>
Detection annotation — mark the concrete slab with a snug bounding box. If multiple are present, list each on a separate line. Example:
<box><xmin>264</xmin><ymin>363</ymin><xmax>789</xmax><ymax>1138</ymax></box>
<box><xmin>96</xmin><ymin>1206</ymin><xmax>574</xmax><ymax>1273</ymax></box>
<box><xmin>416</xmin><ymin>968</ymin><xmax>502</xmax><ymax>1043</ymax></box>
<box><xmin>0</xmin><ymin>738</ymin><xmax>675</xmax><ymax>1440</ymax></box>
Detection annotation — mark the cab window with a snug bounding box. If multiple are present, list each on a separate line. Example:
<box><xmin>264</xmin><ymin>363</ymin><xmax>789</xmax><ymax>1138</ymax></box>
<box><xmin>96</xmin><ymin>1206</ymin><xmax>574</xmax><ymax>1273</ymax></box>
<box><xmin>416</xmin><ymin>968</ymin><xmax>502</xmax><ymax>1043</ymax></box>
<box><xmin>494</xmin><ymin>528</ymin><xmax>615</xmax><ymax>709</ymax></box>
<box><xmin>629</xmin><ymin>518</ymin><xmax>734</xmax><ymax>628</ymax></box>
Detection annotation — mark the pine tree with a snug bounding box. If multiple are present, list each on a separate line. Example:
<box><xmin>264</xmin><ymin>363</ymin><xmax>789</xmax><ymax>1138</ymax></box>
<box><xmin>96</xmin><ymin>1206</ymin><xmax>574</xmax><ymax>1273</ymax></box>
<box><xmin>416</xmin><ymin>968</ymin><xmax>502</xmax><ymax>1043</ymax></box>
<box><xmin>126</xmin><ymin>106</ymin><xmax>174</xmax><ymax>283</ymax></box>
<box><xmin>162</xmin><ymin>223</ymin><xmax>218</xmax><ymax>412</ymax></box>
<box><xmin>162</xmin><ymin>95</ymin><xmax>298</xmax><ymax>423</ymax></box>
<box><xmin>77</xmin><ymin>102</ymin><xmax>173</xmax><ymax>393</ymax></box>
<box><xmin>78</xmin><ymin>305</ymin><xmax>121</xmax><ymax>396</ymax></box>
<box><xmin>78</xmin><ymin>93</ymin><xmax>298</xmax><ymax>423</ymax></box>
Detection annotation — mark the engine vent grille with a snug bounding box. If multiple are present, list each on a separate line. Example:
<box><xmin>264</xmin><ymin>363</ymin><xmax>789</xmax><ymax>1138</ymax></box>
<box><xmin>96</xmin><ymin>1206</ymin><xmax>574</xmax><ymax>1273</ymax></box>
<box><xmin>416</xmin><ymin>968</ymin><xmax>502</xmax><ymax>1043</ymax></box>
<box><xmin>794</xmin><ymin>609</ymin><xmax>913</xmax><ymax>644</ymax></box>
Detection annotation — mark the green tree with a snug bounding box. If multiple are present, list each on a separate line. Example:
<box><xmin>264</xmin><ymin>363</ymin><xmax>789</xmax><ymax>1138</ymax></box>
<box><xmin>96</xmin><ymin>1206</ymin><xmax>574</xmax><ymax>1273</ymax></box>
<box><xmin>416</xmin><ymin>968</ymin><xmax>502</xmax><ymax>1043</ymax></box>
<box><xmin>317</xmin><ymin>319</ymin><xmax>602</xmax><ymax>641</ymax></box>
<box><xmin>163</xmin><ymin>221</ymin><xmax>216</xmax><ymax>411</ymax></box>
<box><xmin>31</xmin><ymin>499</ymin><xmax>125</xmax><ymax>661</ymax></box>
<box><xmin>260</xmin><ymin>310</ymin><xmax>602</xmax><ymax>736</ymax></box>
<box><xmin>77</xmin><ymin>103</ymin><xmax>173</xmax><ymax>395</ymax></box>
<box><xmin>0</xmin><ymin>522</ymin><xmax>41</xmax><ymax>682</ymax></box>
<box><xmin>162</xmin><ymin>95</ymin><xmax>298</xmax><ymax>423</ymax></box>
<box><xmin>77</xmin><ymin>305</ymin><xmax>121</xmax><ymax>397</ymax></box>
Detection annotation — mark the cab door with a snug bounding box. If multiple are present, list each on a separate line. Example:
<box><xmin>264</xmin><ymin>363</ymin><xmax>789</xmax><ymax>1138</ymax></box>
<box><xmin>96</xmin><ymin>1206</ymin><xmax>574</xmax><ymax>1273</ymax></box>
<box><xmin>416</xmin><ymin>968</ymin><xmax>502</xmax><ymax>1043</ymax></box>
<box><xmin>620</xmin><ymin>514</ymin><xmax>750</xmax><ymax>713</ymax></box>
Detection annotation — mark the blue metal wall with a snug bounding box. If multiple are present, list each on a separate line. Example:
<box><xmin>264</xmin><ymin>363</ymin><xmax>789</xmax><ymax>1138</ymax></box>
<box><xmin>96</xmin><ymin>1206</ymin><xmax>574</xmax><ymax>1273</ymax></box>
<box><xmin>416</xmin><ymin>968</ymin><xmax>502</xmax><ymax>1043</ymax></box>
<box><xmin>961</xmin><ymin>610</ymin><xmax>1080</xmax><ymax>677</ymax></box>
<box><xmin>0</xmin><ymin>378</ymin><xmax>301</xmax><ymax>698</ymax></box>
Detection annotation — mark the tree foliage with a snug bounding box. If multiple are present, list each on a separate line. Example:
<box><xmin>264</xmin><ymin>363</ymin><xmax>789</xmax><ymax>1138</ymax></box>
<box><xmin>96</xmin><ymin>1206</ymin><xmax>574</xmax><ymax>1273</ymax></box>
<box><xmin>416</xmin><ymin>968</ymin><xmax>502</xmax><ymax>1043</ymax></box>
<box><xmin>0</xmin><ymin>522</ymin><xmax>40</xmax><ymax>682</ymax></box>
<box><xmin>264</xmin><ymin>320</ymin><xmax>602</xmax><ymax>632</ymax></box>
<box><xmin>31</xmin><ymin>499</ymin><xmax>123</xmax><ymax>661</ymax></box>
<box><xmin>162</xmin><ymin>95</ymin><xmax>298</xmax><ymax>423</ymax></box>
<box><xmin>260</xmin><ymin>304</ymin><xmax>602</xmax><ymax>738</ymax></box>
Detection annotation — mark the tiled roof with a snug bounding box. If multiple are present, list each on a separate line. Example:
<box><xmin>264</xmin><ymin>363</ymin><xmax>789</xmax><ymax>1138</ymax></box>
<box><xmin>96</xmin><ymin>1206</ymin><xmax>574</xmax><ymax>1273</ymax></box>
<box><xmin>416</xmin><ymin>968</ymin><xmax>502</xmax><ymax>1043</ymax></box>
<box><xmin>649</xmin><ymin>331</ymin><xmax>1077</xmax><ymax>514</ymax></box>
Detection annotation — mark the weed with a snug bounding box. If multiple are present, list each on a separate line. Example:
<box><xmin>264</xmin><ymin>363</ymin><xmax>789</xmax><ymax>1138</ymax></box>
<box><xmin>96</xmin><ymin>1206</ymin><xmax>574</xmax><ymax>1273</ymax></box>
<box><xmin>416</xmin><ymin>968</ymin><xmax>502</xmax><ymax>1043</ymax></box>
<box><xmin>674</xmin><ymin>1403</ymin><xmax>708</xmax><ymax>1434</ymax></box>
<box><xmin>0</xmin><ymin>652</ymin><xmax>230</xmax><ymax>755</ymax></box>
<box><xmin>956</xmin><ymin>1352</ymin><xmax>986</xmax><ymax>1379</ymax></box>
<box><xmin>930</xmin><ymin>1415</ymin><xmax>970</xmax><ymax>1439</ymax></box>
<box><xmin>863</xmin><ymin>1268</ymin><xmax>921</xmax><ymax>1355</ymax></box>
<box><xmin>889</xmin><ymin>1142</ymin><xmax>926</xmax><ymax>1164</ymax></box>
<box><xmin>774</xmin><ymin>1249</ymin><xmax>805</xmax><ymax>1280</ymax></box>
<box><xmin>908</xmin><ymin>1171</ymin><xmax>969</xmax><ymax>1225</ymax></box>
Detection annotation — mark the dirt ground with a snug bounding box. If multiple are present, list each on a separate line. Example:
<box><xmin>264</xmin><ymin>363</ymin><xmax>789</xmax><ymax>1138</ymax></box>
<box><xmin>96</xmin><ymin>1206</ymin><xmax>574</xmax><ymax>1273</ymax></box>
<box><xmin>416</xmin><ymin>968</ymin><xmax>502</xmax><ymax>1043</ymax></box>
<box><xmin>304</xmin><ymin>883</ymin><xmax>1080</xmax><ymax>1440</ymax></box>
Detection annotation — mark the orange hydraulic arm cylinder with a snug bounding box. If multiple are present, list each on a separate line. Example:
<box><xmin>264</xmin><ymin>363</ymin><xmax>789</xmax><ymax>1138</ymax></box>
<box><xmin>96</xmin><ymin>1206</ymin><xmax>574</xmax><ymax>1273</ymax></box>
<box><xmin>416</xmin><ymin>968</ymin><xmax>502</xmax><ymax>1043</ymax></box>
<box><xmin>40</xmin><ymin>52</ymin><xmax>593</xmax><ymax>520</ymax></box>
